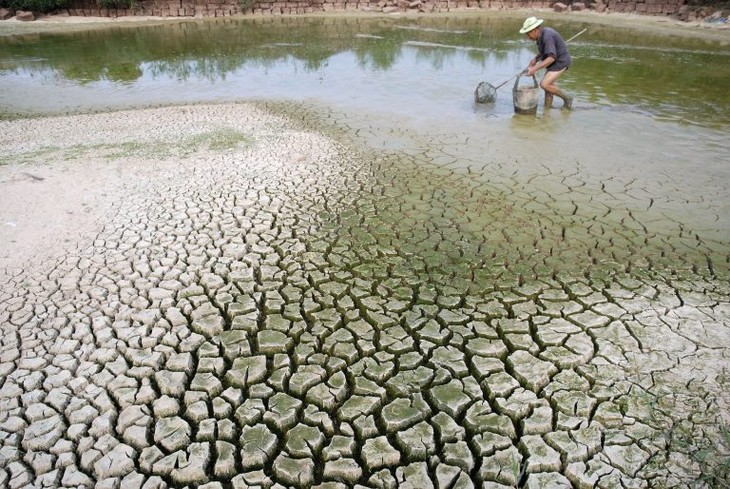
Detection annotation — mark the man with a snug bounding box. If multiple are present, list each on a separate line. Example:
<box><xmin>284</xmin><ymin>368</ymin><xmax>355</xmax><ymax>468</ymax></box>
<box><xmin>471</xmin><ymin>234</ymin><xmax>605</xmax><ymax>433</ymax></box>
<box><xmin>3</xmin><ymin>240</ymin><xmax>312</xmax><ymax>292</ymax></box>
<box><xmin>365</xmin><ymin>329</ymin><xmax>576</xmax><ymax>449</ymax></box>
<box><xmin>520</xmin><ymin>17</ymin><xmax>573</xmax><ymax>110</ymax></box>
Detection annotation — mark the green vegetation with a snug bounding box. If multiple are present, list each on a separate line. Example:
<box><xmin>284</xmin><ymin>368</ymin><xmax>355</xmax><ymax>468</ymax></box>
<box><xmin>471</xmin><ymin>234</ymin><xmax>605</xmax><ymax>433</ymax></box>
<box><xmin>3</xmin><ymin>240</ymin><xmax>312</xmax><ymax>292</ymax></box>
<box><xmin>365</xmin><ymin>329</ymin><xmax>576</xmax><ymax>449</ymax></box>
<box><xmin>0</xmin><ymin>128</ymin><xmax>252</xmax><ymax>166</ymax></box>
<box><xmin>237</xmin><ymin>0</ymin><xmax>256</xmax><ymax>10</ymax></box>
<box><xmin>0</xmin><ymin>0</ymin><xmax>69</xmax><ymax>12</ymax></box>
<box><xmin>0</xmin><ymin>0</ymin><xmax>132</xmax><ymax>11</ymax></box>
<box><xmin>97</xmin><ymin>0</ymin><xmax>134</xmax><ymax>8</ymax></box>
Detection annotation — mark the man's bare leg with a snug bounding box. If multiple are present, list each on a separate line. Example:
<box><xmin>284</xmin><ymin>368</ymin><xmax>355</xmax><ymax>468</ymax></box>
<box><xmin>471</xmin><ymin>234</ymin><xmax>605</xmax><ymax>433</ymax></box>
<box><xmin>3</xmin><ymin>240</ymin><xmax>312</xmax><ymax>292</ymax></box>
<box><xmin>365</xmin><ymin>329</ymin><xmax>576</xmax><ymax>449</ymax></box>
<box><xmin>541</xmin><ymin>69</ymin><xmax>573</xmax><ymax>110</ymax></box>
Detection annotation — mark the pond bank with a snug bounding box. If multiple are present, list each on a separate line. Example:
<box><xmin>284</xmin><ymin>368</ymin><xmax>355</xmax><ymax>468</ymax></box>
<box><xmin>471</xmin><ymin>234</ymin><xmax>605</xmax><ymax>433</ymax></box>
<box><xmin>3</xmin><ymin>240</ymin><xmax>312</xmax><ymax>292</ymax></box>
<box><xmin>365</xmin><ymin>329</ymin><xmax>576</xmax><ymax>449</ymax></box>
<box><xmin>1</xmin><ymin>9</ymin><xmax>729</xmax><ymax>43</ymax></box>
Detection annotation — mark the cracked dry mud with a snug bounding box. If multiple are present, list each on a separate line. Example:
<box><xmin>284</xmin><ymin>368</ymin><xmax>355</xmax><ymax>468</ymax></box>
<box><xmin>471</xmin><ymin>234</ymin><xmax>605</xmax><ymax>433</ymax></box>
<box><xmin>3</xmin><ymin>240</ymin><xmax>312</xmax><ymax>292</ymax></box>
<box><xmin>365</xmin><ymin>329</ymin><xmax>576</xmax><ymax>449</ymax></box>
<box><xmin>1</xmin><ymin>103</ymin><xmax>729</xmax><ymax>489</ymax></box>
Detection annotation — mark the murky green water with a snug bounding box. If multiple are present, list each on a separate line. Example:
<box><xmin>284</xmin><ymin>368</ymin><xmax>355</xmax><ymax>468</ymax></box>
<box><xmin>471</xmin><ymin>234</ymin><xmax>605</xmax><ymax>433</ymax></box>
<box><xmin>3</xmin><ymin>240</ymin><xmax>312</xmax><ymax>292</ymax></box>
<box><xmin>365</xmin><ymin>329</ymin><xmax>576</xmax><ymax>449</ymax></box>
<box><xmin>1</xmin><ymin>15</ymin><xmax>729</xmax><ymax>124</ymax></box>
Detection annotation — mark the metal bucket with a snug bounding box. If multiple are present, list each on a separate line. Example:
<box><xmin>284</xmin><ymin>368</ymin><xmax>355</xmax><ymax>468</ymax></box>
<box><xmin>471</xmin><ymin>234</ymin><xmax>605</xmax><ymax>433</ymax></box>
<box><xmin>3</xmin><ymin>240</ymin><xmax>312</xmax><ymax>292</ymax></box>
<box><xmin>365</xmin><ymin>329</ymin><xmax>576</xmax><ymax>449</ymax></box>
<box><xmin>513</xmin><ymin>74</ymin><xmax>539</xmax><ymax>115</ymax></box>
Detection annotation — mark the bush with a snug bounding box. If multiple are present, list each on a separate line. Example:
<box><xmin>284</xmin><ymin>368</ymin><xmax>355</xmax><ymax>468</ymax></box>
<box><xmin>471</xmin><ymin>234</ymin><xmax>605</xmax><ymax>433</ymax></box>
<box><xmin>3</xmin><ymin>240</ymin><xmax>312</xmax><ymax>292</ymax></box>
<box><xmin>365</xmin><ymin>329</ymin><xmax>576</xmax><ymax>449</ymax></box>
<box><xmin>97</xmin><ymin>0</ymin><xmax>134</xmax><ymax>7</ymax></box>
<box><xmin>1</xmin><ymin>0</ymin><xmax>70</xmax><ymax>12</ymax></box>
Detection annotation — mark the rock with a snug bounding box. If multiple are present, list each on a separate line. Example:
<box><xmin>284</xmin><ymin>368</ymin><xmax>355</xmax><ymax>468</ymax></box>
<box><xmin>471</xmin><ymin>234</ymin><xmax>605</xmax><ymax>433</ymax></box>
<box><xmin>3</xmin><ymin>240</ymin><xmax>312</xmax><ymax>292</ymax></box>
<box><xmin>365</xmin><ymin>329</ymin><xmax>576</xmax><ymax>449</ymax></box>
<box><xmin>553</xmin><ymin>2</ymin><xmax>568</xmax><ymax>12</ymax></box>
<box><xmin>16</xmin><ymin>10</ymin><xmax>34</xmax><ymax>21</ymax></box>
<box><xmin>572</xmin><ymin>2</ymin><xmax>586</xmax><ymax>10</ymax></box>
<box><xmin>0</xmin><ymin>8</ymin><xmax>15</xmax><ymax>19</ymax></box>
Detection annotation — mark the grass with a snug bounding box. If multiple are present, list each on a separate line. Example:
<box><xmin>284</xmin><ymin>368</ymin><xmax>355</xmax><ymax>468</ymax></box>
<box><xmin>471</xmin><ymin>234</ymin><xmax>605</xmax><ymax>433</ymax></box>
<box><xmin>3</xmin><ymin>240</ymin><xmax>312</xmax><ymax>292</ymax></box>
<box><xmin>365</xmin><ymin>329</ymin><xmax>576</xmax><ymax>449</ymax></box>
<box><xmin>1</xmin><ymin>127</ymin><xmax>254</xmax><ymax>166</ymax></box>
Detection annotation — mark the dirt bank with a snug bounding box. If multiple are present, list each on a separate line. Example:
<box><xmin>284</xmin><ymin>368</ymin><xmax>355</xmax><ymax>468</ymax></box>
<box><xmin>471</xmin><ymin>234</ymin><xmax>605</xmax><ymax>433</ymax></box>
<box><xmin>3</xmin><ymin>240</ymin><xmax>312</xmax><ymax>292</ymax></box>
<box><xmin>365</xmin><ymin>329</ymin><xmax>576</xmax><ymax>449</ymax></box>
<box><xmin>0</xmin><ymin>9</ymin><xmax>728</xmax><ymax>43</ymax></box>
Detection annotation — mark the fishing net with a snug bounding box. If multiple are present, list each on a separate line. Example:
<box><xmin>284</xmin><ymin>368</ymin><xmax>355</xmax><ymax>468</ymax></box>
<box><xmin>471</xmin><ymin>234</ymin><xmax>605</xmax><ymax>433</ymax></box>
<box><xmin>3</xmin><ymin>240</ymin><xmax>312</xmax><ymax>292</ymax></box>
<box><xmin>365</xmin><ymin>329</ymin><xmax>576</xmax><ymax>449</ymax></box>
<box><xmin>474</xmin><ymin>82</ymin><xmax>497</xmax><ymax>104</ymax></box>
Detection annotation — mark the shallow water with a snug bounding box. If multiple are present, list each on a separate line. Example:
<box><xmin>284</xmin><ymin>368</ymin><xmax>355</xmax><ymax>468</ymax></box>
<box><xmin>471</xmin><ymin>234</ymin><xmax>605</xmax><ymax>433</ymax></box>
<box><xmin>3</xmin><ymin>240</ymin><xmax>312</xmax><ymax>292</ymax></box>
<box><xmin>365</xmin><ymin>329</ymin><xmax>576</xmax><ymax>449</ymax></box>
<box><xmin>1</xmin><ymin>15</ymin><xmax>729</xmax><ymax>124</ymax></box>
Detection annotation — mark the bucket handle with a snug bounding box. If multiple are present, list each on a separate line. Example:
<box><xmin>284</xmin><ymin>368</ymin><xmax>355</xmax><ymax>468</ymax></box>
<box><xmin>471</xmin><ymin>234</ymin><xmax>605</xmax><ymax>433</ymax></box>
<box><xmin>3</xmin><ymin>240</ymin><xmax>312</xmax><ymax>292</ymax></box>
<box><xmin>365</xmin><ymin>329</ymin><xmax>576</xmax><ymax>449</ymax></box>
<box><xmin>513</xmin><ymin>74</ymin><xmax>538</xmax><ymax>90</ymax></box>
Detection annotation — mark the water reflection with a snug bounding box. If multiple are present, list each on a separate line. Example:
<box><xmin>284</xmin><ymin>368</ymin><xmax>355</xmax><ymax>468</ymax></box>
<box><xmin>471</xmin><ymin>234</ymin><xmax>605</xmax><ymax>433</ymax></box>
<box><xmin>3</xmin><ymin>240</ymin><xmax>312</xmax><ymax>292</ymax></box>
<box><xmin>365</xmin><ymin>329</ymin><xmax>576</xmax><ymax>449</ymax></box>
<box><xmin>1</xmin><ymin>15</ymin><xmax>728</xmax><ymax>126</ymax></box>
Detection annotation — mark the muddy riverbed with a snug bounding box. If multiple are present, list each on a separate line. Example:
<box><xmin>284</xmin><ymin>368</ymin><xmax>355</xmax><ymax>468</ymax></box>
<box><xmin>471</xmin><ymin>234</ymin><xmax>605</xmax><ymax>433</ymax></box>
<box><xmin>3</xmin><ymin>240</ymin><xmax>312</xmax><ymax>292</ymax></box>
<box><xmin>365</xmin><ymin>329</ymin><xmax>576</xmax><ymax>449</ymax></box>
<box><xmin>1</xmin><ymin>11</ymin><xmax>729</xmax><ymax>488</ymax></box>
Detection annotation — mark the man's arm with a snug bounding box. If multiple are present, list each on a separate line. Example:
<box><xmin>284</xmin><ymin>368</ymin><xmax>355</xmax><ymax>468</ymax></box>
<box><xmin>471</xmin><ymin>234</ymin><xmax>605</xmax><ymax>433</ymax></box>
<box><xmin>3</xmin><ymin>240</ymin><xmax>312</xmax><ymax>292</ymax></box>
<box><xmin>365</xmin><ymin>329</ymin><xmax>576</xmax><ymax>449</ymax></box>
<box><xmin>527</xmin><ymin>55</ymin><xmax>554</xmax><ymax>76</ymax></box>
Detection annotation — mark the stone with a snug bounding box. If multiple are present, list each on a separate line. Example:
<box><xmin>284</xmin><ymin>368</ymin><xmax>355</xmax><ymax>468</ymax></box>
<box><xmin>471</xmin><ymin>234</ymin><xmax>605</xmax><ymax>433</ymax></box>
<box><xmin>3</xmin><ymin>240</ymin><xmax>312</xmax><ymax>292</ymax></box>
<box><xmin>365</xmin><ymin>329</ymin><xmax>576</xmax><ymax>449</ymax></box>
<box><xmin>16</xmin><ymin>10</ymin><xmax>34</xmax><ymax>21</ymax></box>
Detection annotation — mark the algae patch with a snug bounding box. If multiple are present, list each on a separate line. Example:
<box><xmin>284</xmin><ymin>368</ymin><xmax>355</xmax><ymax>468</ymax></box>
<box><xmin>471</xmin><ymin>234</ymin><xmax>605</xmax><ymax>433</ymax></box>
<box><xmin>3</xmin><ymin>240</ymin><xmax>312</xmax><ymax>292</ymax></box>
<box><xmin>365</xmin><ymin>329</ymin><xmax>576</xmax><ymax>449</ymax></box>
<box><xmin>0</xmin><ymin>127</ymin><xmax>254</xmax><ymax>166</ymax></box>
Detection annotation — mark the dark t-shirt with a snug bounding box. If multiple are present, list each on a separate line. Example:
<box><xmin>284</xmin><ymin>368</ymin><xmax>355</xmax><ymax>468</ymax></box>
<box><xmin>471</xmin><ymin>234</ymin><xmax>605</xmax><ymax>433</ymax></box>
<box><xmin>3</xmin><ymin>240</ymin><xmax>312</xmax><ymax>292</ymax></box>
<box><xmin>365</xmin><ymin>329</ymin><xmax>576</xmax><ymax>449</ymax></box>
<box><xmin>538</xmin><ymin>27</ymin><xmax>572</xmax><ymax>72</ymax></box>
